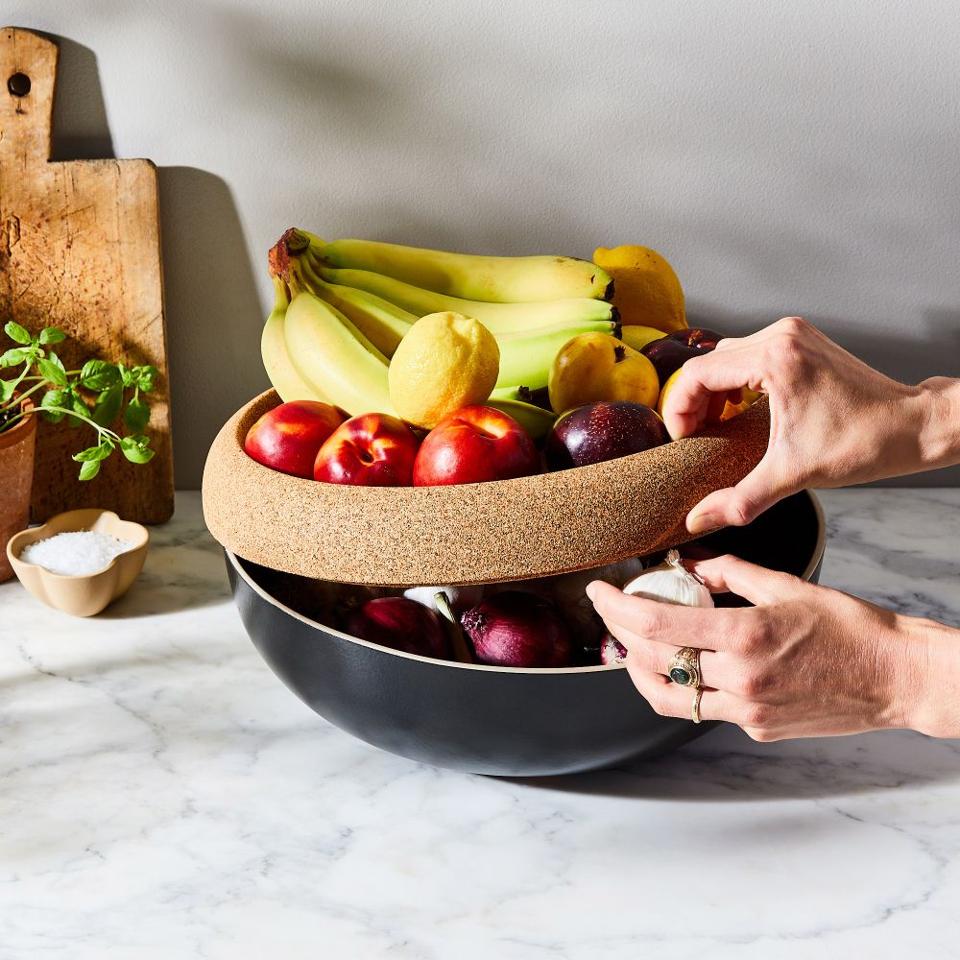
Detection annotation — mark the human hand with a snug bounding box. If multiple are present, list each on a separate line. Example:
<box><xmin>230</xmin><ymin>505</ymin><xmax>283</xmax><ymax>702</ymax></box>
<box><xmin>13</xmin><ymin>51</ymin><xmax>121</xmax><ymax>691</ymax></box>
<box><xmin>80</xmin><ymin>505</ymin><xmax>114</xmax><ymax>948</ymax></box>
<box><xmin>587</xmin><ymin>554</ymin><xmax>954</xmax><ymax>741</ymax></box>
<box><xmin>662</xmin><ymin>317</ymin><xmax>931</xmax><ymax>534</ymax></box>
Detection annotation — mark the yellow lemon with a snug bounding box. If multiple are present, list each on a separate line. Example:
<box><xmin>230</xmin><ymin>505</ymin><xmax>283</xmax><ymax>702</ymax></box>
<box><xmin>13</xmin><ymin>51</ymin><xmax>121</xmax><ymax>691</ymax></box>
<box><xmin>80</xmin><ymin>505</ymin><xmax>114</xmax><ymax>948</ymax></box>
<box><xmin>620</xmin><ymin>324</ymin><xmax>667</xmax><ymax>352</ymax></box>
<box><xmin>593</xmin><ymin>245</ymin><xmax>687</xmax><ymax>333</ymax></box>
<box><xmin>388</xmin><ymin>312</ymin><xmax>500</xmax><ymax>428</ymax></box>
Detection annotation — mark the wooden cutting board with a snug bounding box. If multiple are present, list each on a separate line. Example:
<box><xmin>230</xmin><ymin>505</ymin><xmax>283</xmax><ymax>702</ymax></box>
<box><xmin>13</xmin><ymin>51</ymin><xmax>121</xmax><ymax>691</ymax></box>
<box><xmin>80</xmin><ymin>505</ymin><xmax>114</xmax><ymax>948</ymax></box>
<box><xmin>0</xmin><ymin>27</ymin><xmax>173</xmax><ymax>523</ymax></box>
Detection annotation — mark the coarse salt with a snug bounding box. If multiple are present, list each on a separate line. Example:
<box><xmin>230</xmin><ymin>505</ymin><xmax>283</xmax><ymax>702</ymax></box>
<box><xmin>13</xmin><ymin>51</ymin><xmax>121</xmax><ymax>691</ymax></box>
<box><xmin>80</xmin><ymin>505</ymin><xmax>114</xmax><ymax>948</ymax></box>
<box><xmin>20</xmin><ymin>530</ymin><xmax>134</xmax><ymax>576</ymax></box>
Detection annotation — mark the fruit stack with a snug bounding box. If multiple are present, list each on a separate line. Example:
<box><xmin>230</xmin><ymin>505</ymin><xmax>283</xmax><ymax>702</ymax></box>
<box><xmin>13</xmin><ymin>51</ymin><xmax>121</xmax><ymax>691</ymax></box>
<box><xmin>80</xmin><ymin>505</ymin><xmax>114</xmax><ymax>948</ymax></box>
<box><xmin>271</xmin><ymin>546</ymin><xmax>717</xmax><ymax>669</ymax></box>
<box><xmin>246</xmin><ymin>229</ymin><xmax>756</xmax><ymax>486</ymax></box>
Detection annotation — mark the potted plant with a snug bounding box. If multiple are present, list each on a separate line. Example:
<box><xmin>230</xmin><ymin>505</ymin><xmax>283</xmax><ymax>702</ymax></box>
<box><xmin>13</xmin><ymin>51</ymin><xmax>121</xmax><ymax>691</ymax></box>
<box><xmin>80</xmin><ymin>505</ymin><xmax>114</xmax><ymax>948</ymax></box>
<box><xmin>0</xmin><ymin>321</ymin><xmax>156</xmax><ymax>582</ymax></box>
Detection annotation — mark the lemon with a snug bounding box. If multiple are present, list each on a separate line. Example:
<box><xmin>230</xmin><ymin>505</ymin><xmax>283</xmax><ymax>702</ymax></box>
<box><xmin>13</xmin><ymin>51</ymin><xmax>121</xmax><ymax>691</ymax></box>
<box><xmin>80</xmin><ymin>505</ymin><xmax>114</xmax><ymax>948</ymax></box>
<box><xmin>593</xmin><ymin>245</ymin><xmax>687</xmax><ymax>333</ymax></box>
<box><xmin>388</xmin><ymin>312</ymin><xmax>500</xmax><ymax>428</ymax></box>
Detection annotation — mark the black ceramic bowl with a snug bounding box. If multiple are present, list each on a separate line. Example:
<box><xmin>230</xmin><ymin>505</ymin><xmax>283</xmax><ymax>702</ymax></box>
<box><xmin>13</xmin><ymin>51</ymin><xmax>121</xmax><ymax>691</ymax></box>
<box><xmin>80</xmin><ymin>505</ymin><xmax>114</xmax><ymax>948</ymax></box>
<box><xmin>226</xmin><ymin>491</ymin><xmax>824</xmax><ymax>777</ymax></box>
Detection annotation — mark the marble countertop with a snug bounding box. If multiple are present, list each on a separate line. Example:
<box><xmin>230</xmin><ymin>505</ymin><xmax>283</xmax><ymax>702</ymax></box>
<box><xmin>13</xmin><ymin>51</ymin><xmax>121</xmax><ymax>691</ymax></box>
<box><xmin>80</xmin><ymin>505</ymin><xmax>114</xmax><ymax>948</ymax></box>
<box><xmin>2</xmin><ymin>490</ymin><xmax>959</xmax><ymax>959</ymax></box>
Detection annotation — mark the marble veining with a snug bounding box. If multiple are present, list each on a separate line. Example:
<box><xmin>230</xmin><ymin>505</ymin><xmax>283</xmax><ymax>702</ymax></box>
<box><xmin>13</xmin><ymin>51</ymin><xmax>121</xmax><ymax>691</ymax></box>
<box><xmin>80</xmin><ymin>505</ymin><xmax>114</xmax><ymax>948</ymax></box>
<box><xmin>1</xmin><ymin>490</ymin><xmax>958</xmax><ymax>959</ymax></box>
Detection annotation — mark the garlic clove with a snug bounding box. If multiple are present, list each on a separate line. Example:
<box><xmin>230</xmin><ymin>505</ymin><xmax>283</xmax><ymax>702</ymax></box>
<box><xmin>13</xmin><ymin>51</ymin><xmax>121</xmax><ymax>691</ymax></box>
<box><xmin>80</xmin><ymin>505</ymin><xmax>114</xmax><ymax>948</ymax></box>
<box><xmin>403</xmin><ymin>584</ymin><xmax>484</xmax><ymax>614</ymax></box>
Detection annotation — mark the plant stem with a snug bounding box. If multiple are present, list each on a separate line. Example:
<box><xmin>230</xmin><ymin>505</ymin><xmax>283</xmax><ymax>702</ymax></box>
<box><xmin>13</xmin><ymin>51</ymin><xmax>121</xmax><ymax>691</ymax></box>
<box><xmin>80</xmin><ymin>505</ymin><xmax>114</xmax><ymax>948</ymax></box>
<box><xmin>0</xmin><ymin>378</ymin><xmax>49</xmax><ymax>411</ymax></box>
<box><xmin>0</xmin><ymin>403</ymin><xmax>118</xmax><ymax>442</ymax></box>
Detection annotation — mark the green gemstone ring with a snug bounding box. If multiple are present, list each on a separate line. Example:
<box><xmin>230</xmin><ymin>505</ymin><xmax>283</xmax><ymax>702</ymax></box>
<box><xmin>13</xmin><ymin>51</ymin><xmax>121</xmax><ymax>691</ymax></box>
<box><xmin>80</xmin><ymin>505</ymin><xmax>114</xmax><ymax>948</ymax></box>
<box><xmin>667</xmin><ymin>647</ymin><xmax>701</xmax><ymax>689</ymax></box>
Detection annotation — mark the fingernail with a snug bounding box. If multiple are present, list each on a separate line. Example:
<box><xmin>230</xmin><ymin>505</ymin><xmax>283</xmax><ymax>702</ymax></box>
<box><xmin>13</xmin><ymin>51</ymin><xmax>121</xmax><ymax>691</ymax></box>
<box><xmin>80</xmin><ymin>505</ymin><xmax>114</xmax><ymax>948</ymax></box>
<box><xmin>585</xmin><ymin>582</ymin><xmax>599</xmax><ymax>603</ymax></box>
<box><xmin>686</xmin><ymin>511</ymin><xmax>720</xmax><ymax>535</ymax></box>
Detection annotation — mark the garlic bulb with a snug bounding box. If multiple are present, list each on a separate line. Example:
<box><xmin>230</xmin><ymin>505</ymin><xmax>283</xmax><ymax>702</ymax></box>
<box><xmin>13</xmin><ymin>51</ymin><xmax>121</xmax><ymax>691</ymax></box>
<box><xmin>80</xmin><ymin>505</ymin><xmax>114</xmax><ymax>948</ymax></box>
<box><xmin>552</xmin><ymin>557</ymin><xmax>645</xmax><ymax>636</ymax></box>
<box><xmin>622</xmin><ymin>550</ymin><xmax>714</xmax><ymax>608</ymax></box>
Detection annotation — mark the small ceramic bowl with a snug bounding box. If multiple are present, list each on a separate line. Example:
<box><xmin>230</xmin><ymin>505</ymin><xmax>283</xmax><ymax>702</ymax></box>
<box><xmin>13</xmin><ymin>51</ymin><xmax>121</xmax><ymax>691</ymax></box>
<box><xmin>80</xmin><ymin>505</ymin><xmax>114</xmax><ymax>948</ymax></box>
<box><xmin>6</xmin><ymin>509</ymin><xmax>149</xmax><ymax>617</ymax></box>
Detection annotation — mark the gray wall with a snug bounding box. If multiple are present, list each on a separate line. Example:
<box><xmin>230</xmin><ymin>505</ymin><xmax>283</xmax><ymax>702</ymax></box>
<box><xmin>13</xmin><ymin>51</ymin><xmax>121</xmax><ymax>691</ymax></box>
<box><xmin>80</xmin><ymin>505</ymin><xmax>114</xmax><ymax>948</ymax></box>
<box><xmin>9</xmin><ymin>0</ymin><xmax>960</xmax><ymax>487</ymax></box>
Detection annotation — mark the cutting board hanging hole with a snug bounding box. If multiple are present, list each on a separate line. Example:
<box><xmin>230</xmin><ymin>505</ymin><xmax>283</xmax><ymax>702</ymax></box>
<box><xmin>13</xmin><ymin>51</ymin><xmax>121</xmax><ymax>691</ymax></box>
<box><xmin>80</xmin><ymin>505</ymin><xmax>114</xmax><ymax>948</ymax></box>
<box><xmin>7</xmin><ymin>71</ymin><xmax>30</xmax><ymax>97</ymax></box>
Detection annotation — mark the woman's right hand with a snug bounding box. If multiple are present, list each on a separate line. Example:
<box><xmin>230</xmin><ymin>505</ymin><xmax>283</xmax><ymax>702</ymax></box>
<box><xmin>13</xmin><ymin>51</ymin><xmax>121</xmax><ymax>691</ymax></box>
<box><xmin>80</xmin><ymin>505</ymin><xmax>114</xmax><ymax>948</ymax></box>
<box><xmin>662</xmin><ymin>316</ymin><xmax>954</xmax><ymax>533</ymax></box>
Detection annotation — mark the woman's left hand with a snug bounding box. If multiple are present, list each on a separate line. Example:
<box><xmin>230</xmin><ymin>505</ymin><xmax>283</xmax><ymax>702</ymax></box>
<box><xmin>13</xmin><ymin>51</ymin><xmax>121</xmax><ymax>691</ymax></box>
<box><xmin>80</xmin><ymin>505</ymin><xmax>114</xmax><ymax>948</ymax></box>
<box><xmin>587</xmin><ymin>555</ymin><xmax>934</xmax><ymax>741</ymax></box>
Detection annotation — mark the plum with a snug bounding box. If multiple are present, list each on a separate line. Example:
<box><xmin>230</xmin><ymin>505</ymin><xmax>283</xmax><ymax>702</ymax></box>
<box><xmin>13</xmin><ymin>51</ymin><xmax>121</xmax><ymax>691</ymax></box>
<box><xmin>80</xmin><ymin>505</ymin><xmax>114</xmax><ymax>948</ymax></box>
<box><xmin>641</xmin><ymin>327</ymin><xmax>722</xmax><ymax>386</ymax></box>
<box><xmin>545</xmin><ymin>401</ymin><xmax>669</xmax><ymax>470</ymax></box>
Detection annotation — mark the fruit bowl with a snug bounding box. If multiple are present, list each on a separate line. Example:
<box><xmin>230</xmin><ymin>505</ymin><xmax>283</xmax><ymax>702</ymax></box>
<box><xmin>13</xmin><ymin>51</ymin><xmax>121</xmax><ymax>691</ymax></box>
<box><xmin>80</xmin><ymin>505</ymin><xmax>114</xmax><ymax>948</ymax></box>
<box><xmin>203</xmin><ymin>389</ymin><xmax>772</xmax><ymax>586</ymax></box>
<box><xmin>225</xmin><ymin>490</ymin><xmax>824</xmax><ymax>776</ymax></box>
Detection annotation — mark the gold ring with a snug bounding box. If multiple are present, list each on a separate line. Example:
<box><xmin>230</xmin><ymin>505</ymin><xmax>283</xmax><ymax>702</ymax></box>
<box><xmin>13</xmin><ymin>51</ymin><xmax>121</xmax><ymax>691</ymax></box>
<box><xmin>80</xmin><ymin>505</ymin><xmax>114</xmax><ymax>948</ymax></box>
<box><xmin>667</xmin><ymin>646</ymin><xmax>701</xmax><ymax>688</ymax></box>
<box><xmin>691</xmin><ymin>688</ymin><xmax>704</xmax><ymax>724</ymax></box>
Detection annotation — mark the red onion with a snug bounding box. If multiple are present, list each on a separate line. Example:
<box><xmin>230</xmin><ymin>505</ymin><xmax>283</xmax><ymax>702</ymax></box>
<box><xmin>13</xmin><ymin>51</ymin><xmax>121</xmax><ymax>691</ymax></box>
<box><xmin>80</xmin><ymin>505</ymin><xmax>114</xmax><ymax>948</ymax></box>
<box><xmin>348</xmin><ymin>597</ymin><xmax>450</xmax><ymax>660</ymax></box>
<box><xmin>600</xmin><ymin>633</ymin><xmax>627</xmax><ymax>665</ymax></box>
<box><xmin>460</xmin><ymin>591</ymin><xmax>573</xmax><ymax>668</ymax></box>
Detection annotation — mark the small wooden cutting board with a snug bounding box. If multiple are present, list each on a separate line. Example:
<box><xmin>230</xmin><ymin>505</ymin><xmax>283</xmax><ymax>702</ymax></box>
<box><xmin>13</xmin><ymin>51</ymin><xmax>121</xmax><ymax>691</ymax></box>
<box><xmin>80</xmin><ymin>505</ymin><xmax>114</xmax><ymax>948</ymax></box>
<box><xmin>0</xmin><ymin>27</ymin><xmax>173</xmax><ymax>523</ymax></box>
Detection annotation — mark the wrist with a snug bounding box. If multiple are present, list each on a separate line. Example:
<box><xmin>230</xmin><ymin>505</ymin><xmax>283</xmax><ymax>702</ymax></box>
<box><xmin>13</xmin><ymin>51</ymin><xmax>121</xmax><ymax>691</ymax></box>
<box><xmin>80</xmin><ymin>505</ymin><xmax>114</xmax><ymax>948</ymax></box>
<box><xmin>913</xmin><ymin>377</ymin><xmax>960</xmax><ymax>472</ymax></box>
<box><xmin>891</xmin><ymin>614</ymin><xmax>960</xmax><ymax>737</ymax></box>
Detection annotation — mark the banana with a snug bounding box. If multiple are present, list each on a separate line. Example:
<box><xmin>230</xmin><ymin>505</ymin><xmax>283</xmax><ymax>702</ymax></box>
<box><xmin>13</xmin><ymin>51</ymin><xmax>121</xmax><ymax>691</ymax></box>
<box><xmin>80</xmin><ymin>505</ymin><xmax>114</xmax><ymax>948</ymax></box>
<box><xmin>310</xmin><ymin>235</ymin><xmax>612</xmax><ymax>303</ymax></box>
<box><xmin>487</xmin><ymin>398</ymin><xmax>556</xmax><ymax>439</ymax></box>
<box><xmin>260</xmin><ymin>278</ymin><xmax>329</xmax><ymax>403</ymax></box>
<box><xmin>312</xmin><ymin>263</ymin><xmax>617</xmax><ymax>336</ymax></box>
<box><xmin>299</xmin><ymin>257</ymin><xmax>414</xmax><ymax>358</ymax></box>
<box><xmin>282</xmin><ymin>289</ymin><xmax>396</xmax><ymax>417</ymax></box>
<box><xmin>495</xmin><ymin>323</ymin><xmax>616</xmax><ymax>390</ymax></box>
<box><xmin>488</xmin><ymin>386</ymin><xmax>556</xmax><ymax>439</ymax></box>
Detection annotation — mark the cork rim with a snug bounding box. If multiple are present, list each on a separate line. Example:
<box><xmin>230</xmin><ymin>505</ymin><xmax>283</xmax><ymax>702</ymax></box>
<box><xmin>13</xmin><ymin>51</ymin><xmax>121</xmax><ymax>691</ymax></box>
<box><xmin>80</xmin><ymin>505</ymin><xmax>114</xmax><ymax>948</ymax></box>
<box><xmin>205</xmin><ymin>389</ymin><xmax>776</xmax><ymax>586</ymax></box>
<box><xmin>226</xmin><ymin>492</ymin><xmax>825</xmax><ymax>676</ymax></box>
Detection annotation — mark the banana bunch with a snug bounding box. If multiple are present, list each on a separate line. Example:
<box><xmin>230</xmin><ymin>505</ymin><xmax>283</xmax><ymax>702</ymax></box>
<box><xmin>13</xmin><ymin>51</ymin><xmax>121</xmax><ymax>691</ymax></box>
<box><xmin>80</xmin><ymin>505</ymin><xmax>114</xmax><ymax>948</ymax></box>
<box><xmin>263</xmin><ymin>245</ymin><xmax>397</xmax><ymax>417</ymax></box>
<box><xmin>261</xmin><ymin>229</ymin><xmax>620</xmax><ymax>437</ymax></box>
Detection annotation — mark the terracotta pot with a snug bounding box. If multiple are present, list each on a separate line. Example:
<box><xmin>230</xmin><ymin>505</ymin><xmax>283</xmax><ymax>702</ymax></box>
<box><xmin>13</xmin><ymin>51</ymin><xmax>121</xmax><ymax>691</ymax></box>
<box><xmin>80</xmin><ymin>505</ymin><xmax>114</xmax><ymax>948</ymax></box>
<box><xmin>0</xmin><ymin>400</ymin><xmax>37</xmax><ymax>583</ymax></box>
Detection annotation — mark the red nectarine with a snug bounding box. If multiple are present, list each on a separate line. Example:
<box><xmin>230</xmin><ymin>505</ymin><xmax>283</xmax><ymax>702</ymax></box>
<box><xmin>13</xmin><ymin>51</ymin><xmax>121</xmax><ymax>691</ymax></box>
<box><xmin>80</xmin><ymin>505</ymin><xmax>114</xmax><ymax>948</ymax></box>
<box><xmin>243</xmin><ymin>400</ymin><xmax>345</xmax><ymax>479</ymax></box>
<box><xmin>413</xmin><ymin>405</ymin><xmax>540</xmax><ymax>486</ymax></box>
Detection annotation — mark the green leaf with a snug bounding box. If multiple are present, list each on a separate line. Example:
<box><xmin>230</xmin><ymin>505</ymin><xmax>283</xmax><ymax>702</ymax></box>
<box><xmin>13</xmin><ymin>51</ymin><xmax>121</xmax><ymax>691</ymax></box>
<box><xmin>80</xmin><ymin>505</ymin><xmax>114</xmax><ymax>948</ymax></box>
<box><xmin>39</xmin><ymin>327</ymin><xmax>66</xmax><ymax>345</ymax></box>
<box><xmin>92</xmin><ymin>383</ymin><xmax>123</xmax><ymax>426</ymax></box>
<box><xmin>40</xmin><ymin>388</ymin><xmax>65</xmax><ymax>423</ymax></box>
<box><xmin>0</xmin><ymin>348</ymin><xmax>28</xmax><ymax>368</ymax></box>
<box><xmin>123</xmin><ymin>395</ymin><xmax>150</xmax><ymax>432</ymax></box>
<box><xmin>80</xmin><ymin>359</ymin><xmax>121</xmax><ymax>392</ymax></box>
<box><xmin>41</xmin><ymin>388</ymin><xmax>66</xmax><ymax>409</ymax></box>
<box><xmin>72</xmin><ymin>444</ymin><xmax>111</xmax><ymax>463</ymax></box>
<box><xmin>118</xmin><ymin>364</ymin><xmax>136</xmax><ymax>388</ymax></box>
<box><xmin>120</xmin><ymin>434</ymin><xmax>155</xmax><ymax>465</ymax></box>
<box><xmin>37</xmin><ymin>354</ymin><xmax>68</xmax><ymax>387</ymax></box>
<box><xmin>66</xmin><ymin>392</ymin><xmax>88</xmax><ymax>428</ymax></box>
<box><xmin>4</xmin><ymin>321</ymin><xmax>31</xmax><ymax>345</ymax></box>
<box><xmin>78</xmin><ymin>459</ymin><xmax>101</xmax><ymax>481</ymax></box>
<box><xmin>134</xmin><ymin>365</ymin><xmax>158</xmax><ymax>392</ymax></box>
<box><xmin>0</xmin><ymin>379</ymin><xmax>14</xmax><ymax>402</ymax></box>
<box><xmin>40</xmin><ymin>387</ymin><xmax>72</xmax><ymax>424</ymax></box>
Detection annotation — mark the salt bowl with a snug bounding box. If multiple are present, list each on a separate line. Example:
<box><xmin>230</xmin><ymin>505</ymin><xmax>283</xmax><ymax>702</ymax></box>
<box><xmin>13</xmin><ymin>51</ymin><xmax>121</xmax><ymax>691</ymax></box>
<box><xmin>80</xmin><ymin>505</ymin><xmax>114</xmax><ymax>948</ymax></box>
<box><xmin>6</xmin><ymin>509</ymin><xmax>149</xmax><ymax>617</ymax></box>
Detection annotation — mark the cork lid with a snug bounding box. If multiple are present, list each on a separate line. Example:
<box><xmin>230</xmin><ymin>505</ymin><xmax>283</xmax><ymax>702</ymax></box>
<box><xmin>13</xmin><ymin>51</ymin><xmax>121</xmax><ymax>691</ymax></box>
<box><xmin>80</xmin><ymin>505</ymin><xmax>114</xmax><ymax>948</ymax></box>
<box><xmin>202</xmin><ymin>390</ymin><xmax>770</xmax><ymax>587</ymax></box>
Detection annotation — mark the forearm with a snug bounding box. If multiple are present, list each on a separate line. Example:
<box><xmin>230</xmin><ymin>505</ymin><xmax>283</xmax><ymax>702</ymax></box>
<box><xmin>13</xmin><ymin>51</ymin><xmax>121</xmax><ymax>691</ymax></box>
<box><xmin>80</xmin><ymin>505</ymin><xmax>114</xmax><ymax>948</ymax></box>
<box><xmin>894</xmin><ymin>614</ymin><xmax>960</xmax><ymax>738</ymax></box>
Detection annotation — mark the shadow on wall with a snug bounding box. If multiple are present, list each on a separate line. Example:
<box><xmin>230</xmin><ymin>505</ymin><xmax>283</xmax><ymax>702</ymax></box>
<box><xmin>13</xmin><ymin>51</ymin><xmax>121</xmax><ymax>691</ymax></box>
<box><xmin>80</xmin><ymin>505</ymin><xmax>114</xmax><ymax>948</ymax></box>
<box><xmin>41</xmin><ymin>32</ymin><xmax>264</xmax><ymax>490</ymax></box>
<box><xmin>688</xmin><ymin>299</ymin><xmax>960</xmax><ymax>487</ymax></box>
<box><xmin>157</xmin><ymin>167</ymin><xmax>266</xmax><ymax>489</ymax></box>
<box><xmin>46</xmin><ymin>34</ymin><xmax>115</xmax><ymax>161</ymax></box>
